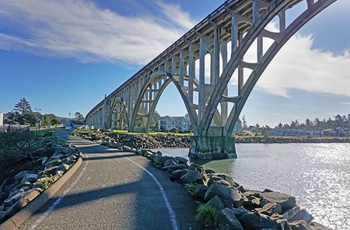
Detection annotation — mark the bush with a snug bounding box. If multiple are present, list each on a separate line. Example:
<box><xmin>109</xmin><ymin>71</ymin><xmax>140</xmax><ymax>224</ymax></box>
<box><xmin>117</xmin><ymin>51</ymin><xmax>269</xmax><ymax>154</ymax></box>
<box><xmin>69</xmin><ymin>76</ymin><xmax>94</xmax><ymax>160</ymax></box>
<box><xmin>0</xmin><ymin>131</ymin><xmax>40</xmax><ymax>169</ymax></box>
<box><xmin>170</xmin><ymin>128</ymin><xmax>178</xmax><ymax>133</ymax></box>
<box><xmin>184</xmin><ymin>183</ymin><xmax>197</xmax><ymax>196</ymax></box>
<box><xmin>195</xmin><ymin>204</ymin><xmax>219</xmax><ymax>230</ymax></box>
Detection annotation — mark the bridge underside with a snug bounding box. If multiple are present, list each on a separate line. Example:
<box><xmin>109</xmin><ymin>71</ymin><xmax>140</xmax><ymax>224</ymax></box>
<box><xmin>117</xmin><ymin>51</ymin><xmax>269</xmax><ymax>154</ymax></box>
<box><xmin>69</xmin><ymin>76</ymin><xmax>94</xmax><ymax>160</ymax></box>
<box><xmin>85</xmin><ymin>0</ymin><xmax>337</xmax><ymax>159</ymax></box>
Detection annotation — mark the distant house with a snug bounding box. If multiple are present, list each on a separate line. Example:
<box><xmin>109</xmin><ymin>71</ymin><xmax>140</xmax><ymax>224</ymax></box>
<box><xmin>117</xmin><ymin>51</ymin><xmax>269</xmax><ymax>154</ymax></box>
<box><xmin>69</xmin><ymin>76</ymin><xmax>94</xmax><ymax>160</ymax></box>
<box><xmin>158</xmin><ymin>116</ymin><xmax>190</xmax><ymax>132</ymax></box>
<box><xmin>323</xmin><ymin>128</ymin><xmax>348</xmax><ymax>137</ymax></box>
<box><xmin>273</xmin><ymin>129</ymin><xmax>324</xmax><ymax>137</ymax></box>
<box><xmin>233</xmin><ymin>119</ymin><xmax>243</xmax><ymax>134</ymax></box>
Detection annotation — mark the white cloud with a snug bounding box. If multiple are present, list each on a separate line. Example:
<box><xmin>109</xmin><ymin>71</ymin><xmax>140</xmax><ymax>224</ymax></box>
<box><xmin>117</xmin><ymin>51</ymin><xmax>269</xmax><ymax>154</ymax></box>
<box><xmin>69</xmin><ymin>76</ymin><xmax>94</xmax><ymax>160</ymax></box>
<box><xmin>258</xmin><ymin>33</ymin><xmax>350</xmax><ymax>98</ymax></box>
<box><xmin>155</xmin><ymin>1</ymin><xmax>196</xmax><ymax>31</ymax></box>
<box><xmin>0</xmin><ymin>0</ymin><xmax>195</xmax><ymax>65</ymax></box>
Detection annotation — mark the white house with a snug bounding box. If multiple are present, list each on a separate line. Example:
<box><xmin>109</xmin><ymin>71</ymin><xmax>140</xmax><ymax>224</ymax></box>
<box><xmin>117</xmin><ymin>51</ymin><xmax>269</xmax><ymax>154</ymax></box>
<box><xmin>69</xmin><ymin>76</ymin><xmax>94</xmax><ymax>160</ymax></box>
<box><xmin>158</xmin><ymin>116</ymin><xmax>190</xmax><ymax>132</ymax></box>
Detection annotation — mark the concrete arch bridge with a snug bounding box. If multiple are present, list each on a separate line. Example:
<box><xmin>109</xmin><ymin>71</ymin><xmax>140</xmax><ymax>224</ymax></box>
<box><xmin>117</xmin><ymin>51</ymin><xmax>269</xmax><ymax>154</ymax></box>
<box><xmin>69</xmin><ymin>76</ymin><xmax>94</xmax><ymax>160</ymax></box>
<box><xmin>85</xmin><ymin>0</ymin><xmax>337</xmax><ymax>159</ymax></box>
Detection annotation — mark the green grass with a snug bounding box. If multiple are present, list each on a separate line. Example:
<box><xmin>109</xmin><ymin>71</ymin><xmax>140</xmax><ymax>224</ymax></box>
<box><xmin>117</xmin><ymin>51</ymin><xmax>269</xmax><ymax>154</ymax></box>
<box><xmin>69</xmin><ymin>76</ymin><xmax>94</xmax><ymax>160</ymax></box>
<box><xmin>184</xmin><ymin>183</ymin><xmax>197</xmax><ymax>195</ymax></box>
<box><xmin>195</xmin><ymin>204</ymin><xmax>219</xmax><ymax>230</ymax></box>
<box><xmin>192</xmin><ymin>158</ymin><xmax>234</xmax><ymax>175</ymax></box>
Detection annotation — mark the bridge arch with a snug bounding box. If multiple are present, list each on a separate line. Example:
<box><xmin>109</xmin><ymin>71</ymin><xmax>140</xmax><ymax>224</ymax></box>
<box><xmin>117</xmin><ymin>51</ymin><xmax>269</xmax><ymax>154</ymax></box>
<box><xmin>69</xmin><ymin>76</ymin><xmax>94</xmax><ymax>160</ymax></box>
<box><xmin>129</xmin><ymin>71</ymin><xmax>199</xmax><ymax>132</ymax></box>
<box><xmin>199</xmin><ymin>0</ymin><xmax>337</xmax><ymax>138</ymax></box>
<box><xmin>108</xmin><ymin>97</ymin><xmax>129</xmax><ymax>130</ymax></box>
<box><xmin>86</xmin><ymin>0</ymin><xmax>338</xmax><ymax>159</ymax></box>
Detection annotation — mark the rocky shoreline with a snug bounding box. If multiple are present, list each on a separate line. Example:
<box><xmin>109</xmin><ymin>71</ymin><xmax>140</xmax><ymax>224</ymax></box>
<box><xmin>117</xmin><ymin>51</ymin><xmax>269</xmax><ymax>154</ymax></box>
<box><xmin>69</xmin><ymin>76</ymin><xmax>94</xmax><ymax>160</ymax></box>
<box><xmin>134</xmin><ymin>149</ymin><xmax>332</xmax><ymax>230</ymax></box>
<box><xmin>73</xmin><ymin>130</ymin><xmax>350</xmax><ymax>149</ymax></box>
<box><xmin>0</xmin><ymin>130</ymin><xmax>336</xmax><ymax>229</ymax></box>
<box><xmin>235</xmin><ymin>136</ymin><xmax>350</xmax><ymax>144</ymax></box>
<box><xmin>0</xmin><ymin>137</ymin><xmax>81</xmax><ymax>225</ymax></box>
<box><xmin>74</xmin><ymin>130</ymin><xmax>333</xmax><ymax>229</ymax></box>
<box><xmin>72</xmin><ymin>131</ymin><xmax>191</xmax><ymax>149</ymax></box>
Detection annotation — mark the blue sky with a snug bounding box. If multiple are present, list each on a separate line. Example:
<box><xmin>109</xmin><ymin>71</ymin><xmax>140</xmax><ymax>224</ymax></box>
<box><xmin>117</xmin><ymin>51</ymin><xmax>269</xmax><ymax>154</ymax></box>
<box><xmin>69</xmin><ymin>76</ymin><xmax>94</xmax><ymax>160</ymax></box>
<box><xmin>1</xmin><ymin>0</ymin><xmax>349</xmax><ymax>127</ymax></box>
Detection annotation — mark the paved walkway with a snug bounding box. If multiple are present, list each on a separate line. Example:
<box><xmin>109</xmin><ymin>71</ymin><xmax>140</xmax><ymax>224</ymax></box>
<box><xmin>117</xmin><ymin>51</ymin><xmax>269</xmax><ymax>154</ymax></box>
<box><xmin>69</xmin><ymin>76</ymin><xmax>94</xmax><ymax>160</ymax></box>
<box><xmin>18</xmin><ymin>133</ymin><xmax>201</xmax><ymax>230</ymax></box>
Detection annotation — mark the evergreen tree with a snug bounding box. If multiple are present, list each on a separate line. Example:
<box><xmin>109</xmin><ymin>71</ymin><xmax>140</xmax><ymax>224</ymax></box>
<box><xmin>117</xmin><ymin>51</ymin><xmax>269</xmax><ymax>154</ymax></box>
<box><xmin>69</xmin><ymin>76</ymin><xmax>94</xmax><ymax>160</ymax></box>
<box><xmin>242</xmin><ymin>115</ymin><xmax>248</xmax><ymax>130</ymax></box>
<box><xmin>74</xmin><ymin>112</ymin><xmax>84</xmax><ymax>121</ymax></box>
<box><xmin>14</xmin><ymin>98</ymin><xmax>32</xmax><ymax>115</ymax></box>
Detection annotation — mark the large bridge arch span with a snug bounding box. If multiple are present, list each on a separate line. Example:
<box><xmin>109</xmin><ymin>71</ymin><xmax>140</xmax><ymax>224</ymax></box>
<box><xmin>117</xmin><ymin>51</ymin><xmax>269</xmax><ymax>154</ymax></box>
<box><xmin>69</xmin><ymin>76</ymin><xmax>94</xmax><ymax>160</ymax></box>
<box><xmin>85</xmin><ymin>0</ymin><xmax>338</xmax><ymax>159</ymax></box>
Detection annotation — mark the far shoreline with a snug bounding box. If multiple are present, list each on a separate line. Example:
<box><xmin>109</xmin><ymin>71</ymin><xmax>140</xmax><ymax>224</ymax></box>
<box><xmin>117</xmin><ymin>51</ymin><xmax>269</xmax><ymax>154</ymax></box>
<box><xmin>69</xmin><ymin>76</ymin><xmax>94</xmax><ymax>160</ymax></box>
<box><xmin>235</xmin><ymin>136</ymin><xmax>350</xmax><ymax>144</ymax></box>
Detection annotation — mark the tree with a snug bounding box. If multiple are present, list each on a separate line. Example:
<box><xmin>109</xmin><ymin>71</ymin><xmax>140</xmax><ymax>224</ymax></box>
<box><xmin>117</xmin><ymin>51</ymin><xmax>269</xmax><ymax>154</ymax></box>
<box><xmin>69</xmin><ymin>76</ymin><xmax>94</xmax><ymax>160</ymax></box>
<box><xmin>241</xmin><ymin>115</ymin><xmax>248</xmax><ymax>130</ymax></box>
<box><xmin>255</xmin><ymin>123</ymin><xmax>260</xmax><ymax>131</ymax></box>
<box><xmin>149</xmin><ymin>111</ymin><xmax>161</xmax><ymax>131</ymax></box>
<box><xmin>14</xmin><ymin>98</ymin><xmax>32</xmax><ymax>115</ymax></box>
<box><xmin>305</xmin><ymin>118</ymin><xmax>312</xmax><ymax>129</ymax></box>
<box><xmin>314</xmin><ymin>118</ymin><xmax>320</xmax><ymax>128</ymax></box>
<box><xmin>74</xmin><ymin>112</ymin><xmax>84</xmax><ymax>121</ymax></box>
<box><xmin>42</xmin><ymin>114</ymin><xmax>61</xmax><ymax>127</ymax></box>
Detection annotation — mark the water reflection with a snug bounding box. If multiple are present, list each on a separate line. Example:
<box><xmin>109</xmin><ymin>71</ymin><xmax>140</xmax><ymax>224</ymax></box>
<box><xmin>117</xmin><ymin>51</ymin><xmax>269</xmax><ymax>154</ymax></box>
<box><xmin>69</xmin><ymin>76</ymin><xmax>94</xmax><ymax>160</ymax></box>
<box><xmin>154</xmin><ymin>143</ymin><xmax>350</xmax><ymax>229</ymax></box>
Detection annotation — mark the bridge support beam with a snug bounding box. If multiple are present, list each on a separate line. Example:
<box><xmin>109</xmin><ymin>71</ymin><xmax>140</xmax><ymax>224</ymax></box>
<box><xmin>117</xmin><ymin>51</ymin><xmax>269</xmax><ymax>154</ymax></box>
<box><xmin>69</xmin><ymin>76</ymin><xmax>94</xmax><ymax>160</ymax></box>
<box><xmin>188</xmin><ymin>136</ymin><xmax>236</xmax><ymax>160</ymax></box>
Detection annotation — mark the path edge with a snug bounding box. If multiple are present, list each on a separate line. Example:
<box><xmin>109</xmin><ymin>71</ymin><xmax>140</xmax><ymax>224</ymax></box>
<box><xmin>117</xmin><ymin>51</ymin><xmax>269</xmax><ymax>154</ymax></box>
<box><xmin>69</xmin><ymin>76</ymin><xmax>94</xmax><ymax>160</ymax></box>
<box><xmin>0</xmin><ymin>153</ymin><xmax>84</xmax><ymax>230</ymax></box>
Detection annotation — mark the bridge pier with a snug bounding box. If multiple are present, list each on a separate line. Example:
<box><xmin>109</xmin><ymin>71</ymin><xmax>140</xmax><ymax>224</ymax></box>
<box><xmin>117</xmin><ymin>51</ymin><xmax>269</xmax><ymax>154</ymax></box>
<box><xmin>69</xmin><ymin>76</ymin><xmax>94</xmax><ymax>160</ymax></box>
<box><xmin>188</xmin><ymin>136</ymin><xmax>237</xmax><ymax>160</ymax></box>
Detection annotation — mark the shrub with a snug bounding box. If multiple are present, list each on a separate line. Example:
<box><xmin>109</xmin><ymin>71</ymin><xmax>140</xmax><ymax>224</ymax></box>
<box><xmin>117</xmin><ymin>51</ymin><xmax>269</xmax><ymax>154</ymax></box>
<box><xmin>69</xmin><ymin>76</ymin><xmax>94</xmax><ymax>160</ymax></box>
<box><xmin>184</xmin><ymin>183</ymin><xmax>197</xmax><ymax>196</ymax></box>
<box><xmin>0</xmin><ymin>131</ymin><xmax>40</xmax><ymax>167</ymax></box>
<box><xmin>152</xmin><ymin>161</ymin><xmax>163</xmax><ymax>169</ymax></box>
<box><xmin>195</xmin><ymin>204</ymin><xmax>219</xmax><ymax>230</ymax></box>
<box><xmin>170</xmin><ymin>128</ymin><xmax>178</xmax><ymax>133</ymax></box>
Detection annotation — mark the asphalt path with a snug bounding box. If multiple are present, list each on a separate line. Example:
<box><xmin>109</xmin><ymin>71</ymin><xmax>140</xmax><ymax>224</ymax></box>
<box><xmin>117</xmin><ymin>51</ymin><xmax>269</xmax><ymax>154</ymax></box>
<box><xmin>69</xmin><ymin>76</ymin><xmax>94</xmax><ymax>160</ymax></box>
<box><xmin>18</xmin><ymin>132</ymin><xmax>201</xmax><ymax>230</ymax></box>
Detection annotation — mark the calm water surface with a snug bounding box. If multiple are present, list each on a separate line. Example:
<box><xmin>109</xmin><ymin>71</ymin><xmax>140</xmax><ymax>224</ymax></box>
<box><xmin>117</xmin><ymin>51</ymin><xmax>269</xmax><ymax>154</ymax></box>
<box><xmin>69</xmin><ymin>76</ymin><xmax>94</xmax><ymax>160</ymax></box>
<box><xmin>157</xmin><ymin>143</ymin><xmax>350</xmax><ymax>229</ymax></box>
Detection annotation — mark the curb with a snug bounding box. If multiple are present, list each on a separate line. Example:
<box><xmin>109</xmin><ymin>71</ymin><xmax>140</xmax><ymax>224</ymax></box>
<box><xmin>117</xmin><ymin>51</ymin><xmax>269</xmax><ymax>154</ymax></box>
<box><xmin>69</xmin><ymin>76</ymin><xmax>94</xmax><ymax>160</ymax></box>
<box><xmin>0</xmin><ymin>153</ymin><xmax>84</xmax><ymax>230</ymax></box>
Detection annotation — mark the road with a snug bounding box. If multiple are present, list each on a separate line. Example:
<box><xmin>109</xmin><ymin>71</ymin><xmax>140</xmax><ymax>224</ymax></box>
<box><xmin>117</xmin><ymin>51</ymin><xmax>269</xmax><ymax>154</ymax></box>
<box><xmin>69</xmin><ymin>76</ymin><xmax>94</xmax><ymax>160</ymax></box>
<box><xmin>18</xmin><ymin>132</ymin><xmax>201</xmax><ymax>230</ymax></box>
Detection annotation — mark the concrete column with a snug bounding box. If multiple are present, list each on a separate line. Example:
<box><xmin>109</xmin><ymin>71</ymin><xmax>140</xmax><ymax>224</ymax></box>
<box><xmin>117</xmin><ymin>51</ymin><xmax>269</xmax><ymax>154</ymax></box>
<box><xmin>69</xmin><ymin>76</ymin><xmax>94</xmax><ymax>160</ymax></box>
<box><xmin>212</xmin><ymin>24</ymin><xmax>220</xmax><ymax>86</ymax></box>
<box><xmin>102</xmin><ymin>96</ymin><xmax>108</xmax><ymax>129</ymax></box>
<box><xmin>252</xmin><ymin>0</ymin><xmax>259</xmax><ymax>24</ymax></box>
<box><xmin>198</xmin><ymin>35</ymin><xmax>210</xmax><ymax>123</ymax></box>
<box><xmin>279</xmin><ymin>9</ymin><xmax>286</xmax><ymax>31</ymax></box>
<box><xmin>238</xmin><ymin>32</ymin><xmax>244</xmax><ymax>95</ymax></box>
<box><xmin>220</xmin><ymin>42</ymin><xmax>228</xmax><ymax>125</ymax></box>
<box><xmin>179</xmin><ymin>50</ymin><xmax>184</xmax><ymax>87</ymax></box>
<box><xmin>231</xmin><ymin>15</ymin><xmax>238</xmax><ymax>54</ymax></box>
<box><xmin>171</xmin><ymin>55</ymin><xmax>178</xmax><ymax>75</ymax></box>
<box><xmin>188</xmin><ymin>44</ymin><xmax>195</xmax><ymax>105</ymax></box>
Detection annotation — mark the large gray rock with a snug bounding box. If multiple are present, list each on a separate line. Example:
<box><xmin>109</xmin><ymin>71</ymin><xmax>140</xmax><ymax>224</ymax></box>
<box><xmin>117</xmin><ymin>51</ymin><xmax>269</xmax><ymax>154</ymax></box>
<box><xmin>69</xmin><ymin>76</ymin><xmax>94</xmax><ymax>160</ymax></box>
<box><xmin>21</xmin><ymin>173</ymin><xmax>38</xmax><ymax>184</ymax></box>
<box><xmin>238</xmin><ymin>213</ymin><xmax>278</xmax><ymax>230</ymax></box>
<box><xmin>204</xmin><ymin>183</ymin><xmax>243</xmax><ymax>208</ymax></box>
<box><xmin>56</xmin><ymin>163</ymin><xmax>70</xmax><ymax>173</ymax></box>
<box><xmin>14</xmin><ymin>171</ymin><xmax>28</xmax><ymax>181</ymax></box>
<box><xmin>288</xmin><ymin>209</ymin><xmax>314</xmax><ymax>223</ymax></box>
<box><xmin>309</xmin><ymin>222</ymin><xmax>333</xmax><ymax>230</ymax></box>
<box><xmin>193</xmin><ymin>184</ymin><xmax>208</xmax><ymax>200</ymax></box>
<box><xmin>259</xmin><ymin>202</ymin><xmax>282</xmax><ymax>216</ymax></box>
<box><xmin>164</xmin><ymin>158</ymin><xmax>178</xmax><ymax>167</ymax></box>
<box><xmin>206</xmin><ymin>196</ymin><xmax>224</xmax><ymax>212</ymax></box>
<box><xmin>230</xmin><ymin>207</ymin><xmax>251</xmax><ymax>219</ymax></box>
<box><xmin>162</xmin><ymin>164</ymin><xmax>187</xmax><ymax>171</ymax></box>
<box><xmin>219</xmin><ymin>208</ymin><xmax>244</xmax><ymax>230</ymax></box>
<box><xmin>276</xmin><ymin>219</ymin><xmax>292</xmax><ymax>230</ymax></box>
<box><xmin>179</xmin><ymin>169</ymin><xmax>203</xmax><ymax>184</ymax></box>
<box><xmin>260</xmin><ymin>191</ymin><xmax>296</xmax><ymax>211</ymax></box>
<box><xmin>40</xmin><ymin>166</ymin><xmax>59</xmax><ymax>177</ymax></box>
<box><xmin>207</xmin><ymin>173</ymin><xmax>238</xmax><ymax>188</ymax></box>
<box><xmin>174</xmin><ymin>156</ymin><xmax>188</xmax><ymax>164</ymax></box>
<box><xmin>289</xmin><ymin>220</ymin><xmax>313</xmax><ymax>230</ymax></box>
<box><xmin>45</xmin><ymin>158</ymin><xmax>62</xmax><ymax>168</ymax></box>
<box><xmin>170</xmin><ymin>170</ymin><xmax>183</xmax><ymax>180</ymax></box>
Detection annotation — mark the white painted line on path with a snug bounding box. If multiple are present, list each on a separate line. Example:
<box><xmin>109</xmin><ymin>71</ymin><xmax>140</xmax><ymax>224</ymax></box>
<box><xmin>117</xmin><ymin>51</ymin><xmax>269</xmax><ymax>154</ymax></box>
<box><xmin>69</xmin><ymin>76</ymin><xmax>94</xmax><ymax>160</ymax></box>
<box><xmin>121</xmin><ymin>154</ymin><xmax>180</xmax><ymax>230</ymax></box>
<box><xmin>29</xmin><ymin>158</ymin><xmax>89</xmax><ymax>230</ymax></box>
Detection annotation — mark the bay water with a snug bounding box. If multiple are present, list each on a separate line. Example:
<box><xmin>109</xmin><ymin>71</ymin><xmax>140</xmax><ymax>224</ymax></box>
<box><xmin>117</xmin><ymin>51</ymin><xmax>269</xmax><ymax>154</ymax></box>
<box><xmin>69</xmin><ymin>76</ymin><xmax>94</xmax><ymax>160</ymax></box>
<box><xmin>156</xmin><ymin>143</ymin><xmax>350</xmax><ymax>229</ymax></box>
